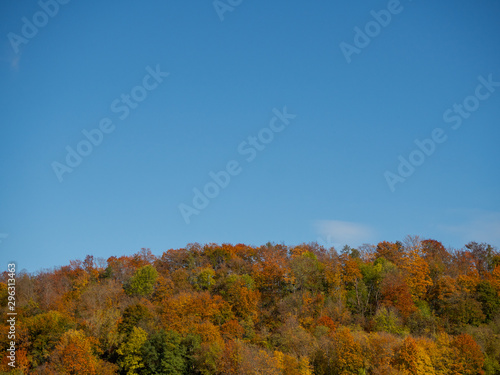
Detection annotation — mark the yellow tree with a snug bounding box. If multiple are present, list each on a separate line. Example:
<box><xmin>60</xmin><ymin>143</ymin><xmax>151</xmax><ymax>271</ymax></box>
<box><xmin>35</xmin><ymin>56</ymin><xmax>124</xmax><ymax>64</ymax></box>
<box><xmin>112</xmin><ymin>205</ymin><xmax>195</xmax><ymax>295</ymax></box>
<box><xmin>117</xmin><ymin>326</ymin><xmax>148</xmax><ymax>375</ymax></box>
<box><xmin>274</xmin><ymin>350</ymin><xmax>313</xmax><ymax>375</ymax></box>
<box><xmin>391</xmin><ymin>336</ymin><xmax>435</xmax><ymax>375</ymax></box>
<box><xmin>328</xmin><ymin>326</ymin><xmax>366</xmax><ymax>374</ymax></box>
<box><xmin>418</xmin><ymin>333</ymin><xmax>453</xmax><ymax>375</ymax></box>
<box><xmin>159</xmin><ymin>291</ymin><xmax>233</xmax><ymax>334</ymax></box>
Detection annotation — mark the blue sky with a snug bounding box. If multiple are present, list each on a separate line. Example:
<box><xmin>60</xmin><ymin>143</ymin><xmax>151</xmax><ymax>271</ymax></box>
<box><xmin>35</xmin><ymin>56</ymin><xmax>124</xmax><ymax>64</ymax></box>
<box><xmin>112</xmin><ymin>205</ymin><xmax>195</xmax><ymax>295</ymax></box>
<box><xmin>1</xmin><ymin>0</ymin><xmax>499</xmax><ymax>272</ymax></box>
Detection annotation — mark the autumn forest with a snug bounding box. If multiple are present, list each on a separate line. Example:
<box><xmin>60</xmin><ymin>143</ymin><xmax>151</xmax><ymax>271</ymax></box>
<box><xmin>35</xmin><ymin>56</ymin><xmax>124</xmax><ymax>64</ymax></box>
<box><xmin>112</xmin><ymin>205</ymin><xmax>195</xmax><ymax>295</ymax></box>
<box><xmin>2</xmin><ymin>237</ymin><xmax>500</xmax><ymax>374</ymax></box>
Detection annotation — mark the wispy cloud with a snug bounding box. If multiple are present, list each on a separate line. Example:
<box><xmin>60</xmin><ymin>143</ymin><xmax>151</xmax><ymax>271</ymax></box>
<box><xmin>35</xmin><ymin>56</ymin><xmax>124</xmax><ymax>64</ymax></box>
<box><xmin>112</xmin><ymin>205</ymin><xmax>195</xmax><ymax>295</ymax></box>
<box><xmin>439</xmin><ymin>211</ymin><xmax>500</xmax><ymax>247</ymax></box>
<box><xmin>313</xmin><ymin>220</ymin><xmax>376</xmax><ymax>248</ymax></box>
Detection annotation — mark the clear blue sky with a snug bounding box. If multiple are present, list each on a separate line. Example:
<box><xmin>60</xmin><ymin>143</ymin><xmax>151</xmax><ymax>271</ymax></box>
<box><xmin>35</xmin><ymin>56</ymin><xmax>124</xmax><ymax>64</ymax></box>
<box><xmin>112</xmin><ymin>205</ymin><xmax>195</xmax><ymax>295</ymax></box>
<box><xmin>1</xmin><ymin>0</ymin><xmax>499</xmax><ymax>272</ymax></box>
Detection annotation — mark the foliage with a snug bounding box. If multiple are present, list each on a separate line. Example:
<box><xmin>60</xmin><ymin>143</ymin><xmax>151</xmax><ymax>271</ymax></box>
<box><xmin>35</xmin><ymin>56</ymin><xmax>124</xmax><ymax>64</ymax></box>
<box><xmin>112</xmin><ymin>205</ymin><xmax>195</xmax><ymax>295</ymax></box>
<box><xmin>117</xmin><ymin>326</ymin><xmax>148</xmax><ymax>374</ymax></box>
<box><xmin>24</xmin><ymin>310</ymin><xmax>76</xmax><ymax>368</ymax></box>
<box><xmin>391</xmin><ymin>336</ymin><xmax>435</xmax><ymax>374</ymax></box>
<box><xmin>46</xmin><ymin>329</ymin><xmax>117</xmax><ymax>375</ymax></box>
<box><xmin>373</xmin><ymin>306</ymin><xmax>409</xmax><ymax>336</ymax></box>
<box><xmin>1</xmin><ymin>239</ymin><xmax>498</xmax><ymax>374</ymax></box>
<box><xmin>124</xmin><ymin>265</ymin><xmax>159</xmax><ymax>297</ymax></box>
<box><xmin>140</xmin><ymin>330</ymin><xmax>189</xmax><ymax>375</ymax></box>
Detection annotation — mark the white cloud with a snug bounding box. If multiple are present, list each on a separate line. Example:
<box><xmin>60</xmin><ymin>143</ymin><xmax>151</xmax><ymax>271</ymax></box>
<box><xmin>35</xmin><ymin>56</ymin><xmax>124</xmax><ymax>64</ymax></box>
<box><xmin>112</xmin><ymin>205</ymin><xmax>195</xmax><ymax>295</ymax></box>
<box><xmin>313</xmin><ymin>220</ymin><xmax>376</xmax><ymax>248</ymax></box>
<box><xmin>439</xmin><ymin>211</ymin><xmax>500</xmax><ymax>247</ymax></box>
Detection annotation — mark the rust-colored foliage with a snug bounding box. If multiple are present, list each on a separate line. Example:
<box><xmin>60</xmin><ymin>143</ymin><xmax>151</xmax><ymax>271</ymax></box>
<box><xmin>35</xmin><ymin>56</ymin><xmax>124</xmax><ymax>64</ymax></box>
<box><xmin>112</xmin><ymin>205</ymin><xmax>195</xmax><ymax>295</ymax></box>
<box><xmin>368</xmin><ymin>332</ymin><xmax>399</xmax><ymax>375</ymax></box>
<box><xmin>422</xmin><ymin>240</ymin><xmax>450</xmax><ymax>269</ymax></box>
<box><xmin>315</xmin><ymin>315</ymin><xmax>337</xmax><ymax>332</ymax></box>
<box><xmin>221</xmin><ymin>274</ymin><xmax>260</xmax><ymax>321</ymax></box>
<box><xmin>1</xmin><ymin>240</ymin><xmax>498</xmax><ymax>374</ymax></box>
<box><xmin>221</xmin><ymin>319</ymin><xmax>245</xmax><ymax>340</ymax></box>
<box><xmin>381</xmin><ymin>272</ymin><xmax>417</xmax><ymax>318</ymax></box>
<box><xmin>376</xmin><ymin>241</ymin><xmax>404</xmax><ymax>266</ymax></box>
<box><xmin>252</xmin><ymin>244</ymin><xmax>293</xmax><ymax>297</ymax></box>
<box><xmin>450</xmin><ymin>333</ymin><xmax>485</xmax><ymax>375</ymax></box>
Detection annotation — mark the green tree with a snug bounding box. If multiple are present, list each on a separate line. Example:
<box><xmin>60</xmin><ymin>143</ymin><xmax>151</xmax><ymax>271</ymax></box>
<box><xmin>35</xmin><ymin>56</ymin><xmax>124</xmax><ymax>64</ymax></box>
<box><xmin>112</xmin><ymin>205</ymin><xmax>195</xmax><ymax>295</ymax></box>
<box><xmin>360</xmin><ymin>257</ymin><xmax>396</xmax><ymax>314</ymax></box>
<box><xmin>140</xmin><ymin>330</ymin><xmax>188</xmax><ymax>375</ymax></box>
<box><xmin>125</xmin><ymin>265</ymin><xmax>159</xmax><ymax>297</ymax></box>
<box><xmin>476</xmin><ymin>281</ymin><xmax>500</xmax><ymax>322</ymax></box>
<box><xmin>373</xmin><ymin>306</ymin><xmax>408</xmax><ymax>336</ymax></box>
<box><xmin>290</xmin><ymin>250</ymin><xmax>326</xmax><ymax>292</ymax></box>
<box><xmin>190</xmin><ymin>266</ymin><xmax>216</xmax><ymax>291</ymax></box>
<box><xmin>119</xmin><ymin>303</ymin><xmax>153</xmax><ymax>336</ymax></box>
<box><xmin>441</xmin><ymin>294</ymin><xmax>485</xmax><ymax>333</ymax></box>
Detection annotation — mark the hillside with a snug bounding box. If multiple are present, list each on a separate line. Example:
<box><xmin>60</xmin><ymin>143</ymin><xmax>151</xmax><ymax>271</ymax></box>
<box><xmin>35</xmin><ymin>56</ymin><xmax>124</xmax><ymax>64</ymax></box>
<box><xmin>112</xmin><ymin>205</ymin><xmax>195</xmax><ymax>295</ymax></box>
<box><xmin>2</xmin><ymin>237</ymin><xmax>500</xmax><ymax>374</ymax></box>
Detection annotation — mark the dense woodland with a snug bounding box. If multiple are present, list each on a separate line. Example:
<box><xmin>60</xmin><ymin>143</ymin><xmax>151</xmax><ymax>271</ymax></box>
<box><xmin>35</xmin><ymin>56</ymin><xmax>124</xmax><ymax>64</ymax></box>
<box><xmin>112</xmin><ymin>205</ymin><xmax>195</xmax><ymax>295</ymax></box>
<box><xmin>2</xmin><ymin>237</ymin><xmax>500</xmax><ymax>374</ymax></box>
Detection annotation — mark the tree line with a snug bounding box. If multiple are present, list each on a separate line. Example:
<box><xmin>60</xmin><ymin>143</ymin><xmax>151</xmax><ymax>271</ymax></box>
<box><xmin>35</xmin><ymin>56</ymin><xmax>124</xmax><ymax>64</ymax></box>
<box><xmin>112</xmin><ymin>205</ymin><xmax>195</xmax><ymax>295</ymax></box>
<box><xmin>1</xmin><ymin>236</ymin><xmax>500</xmax><ymax>374</ymax></box>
